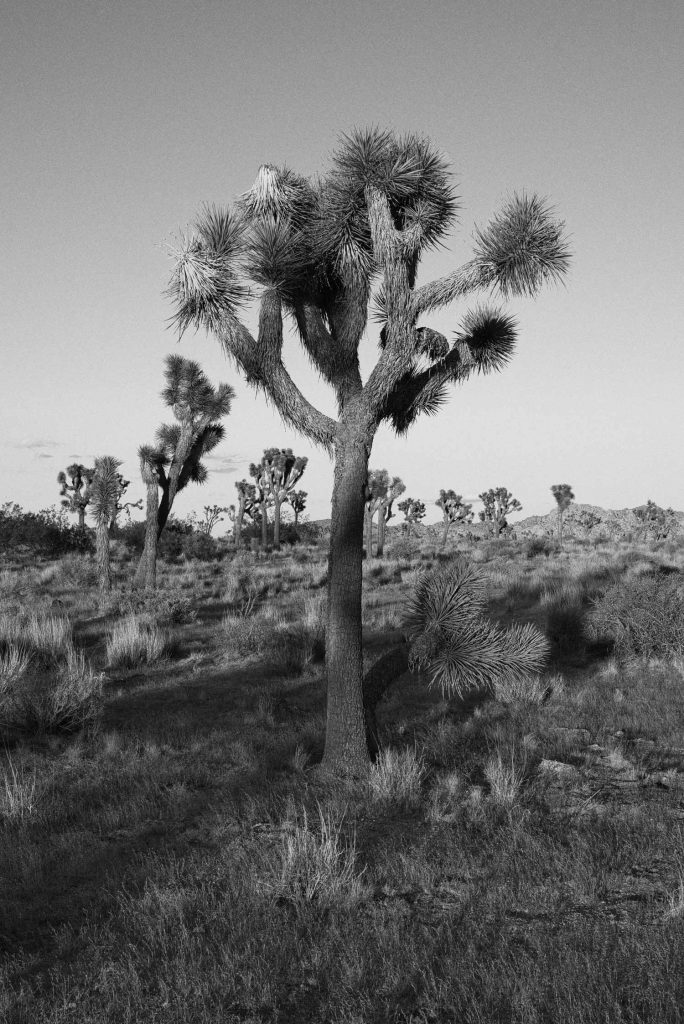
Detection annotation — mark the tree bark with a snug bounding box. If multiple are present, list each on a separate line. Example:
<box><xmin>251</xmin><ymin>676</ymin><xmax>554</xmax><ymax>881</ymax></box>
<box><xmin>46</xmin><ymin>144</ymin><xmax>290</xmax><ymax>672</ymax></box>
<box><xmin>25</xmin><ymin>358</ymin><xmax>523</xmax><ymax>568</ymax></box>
<box><xmin>136</xmin><ymin>479</ymin><xmax>159</xmax><ymax>590</ymax></box>
<box><xmin>96</xmin><ymin>522</ymin><xmax>111</xmax><ymax>598</ymax></box>
<box><xmin>322</xmin><ymin>431</ymin><xmax>372</xmax><ymax>776</ymax></box>
<box><xmin>273</xmin><ymin>494</ymin><xmax>281</xmax><ymax>550</ymax></box>
<box><xmin>260</xmin><ymin>496</ymin><xmax>268</xmax><ymax>549</ymax></box>
<box><xmin>377</xmin><ymin>509</ymin><xmax>386</xmax><ymax>558</ymax></box>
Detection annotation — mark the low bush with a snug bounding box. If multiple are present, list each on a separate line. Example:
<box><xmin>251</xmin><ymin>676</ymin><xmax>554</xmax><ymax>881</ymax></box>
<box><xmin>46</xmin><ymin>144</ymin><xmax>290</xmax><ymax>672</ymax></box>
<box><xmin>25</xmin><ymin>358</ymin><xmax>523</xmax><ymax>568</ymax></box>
<box><xmin>0</xmin><ymin>503</ymin><xmax>93</xmax><ymax>557</ymax></box>
<box><xmin>525</xmin><ymin>536</ymin><xmax>559</xmax><ymax>558</ymax></box>
<box><xmin>368</xmin><ymin>746</ymin><xmax>425</xmax><ymax>811</ymax></box>
<box><xmin>591</xmin><ymin>572</ymin><xmax>684</xmax><ymax>659</ymax></box>
<box><xmin>221</xmin><ymin>611</ymin><xmax>274</xmax><ymax>658</ymax></box>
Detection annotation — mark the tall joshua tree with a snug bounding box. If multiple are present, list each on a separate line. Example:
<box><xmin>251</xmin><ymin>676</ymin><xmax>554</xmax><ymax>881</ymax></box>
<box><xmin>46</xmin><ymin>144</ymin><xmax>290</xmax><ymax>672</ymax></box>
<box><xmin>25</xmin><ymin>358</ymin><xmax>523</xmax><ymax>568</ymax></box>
<box><xmin>479</xmin><ymin>487</ymin><xmax>522</xmax><ymax>539</ymax></box>
<box><xmin>436</xmin><ymin>489</ymin><xmax>474</xmax><ymax>547</ymax></box>
<box><xmin>259</xmin><ymin>447</ymin><xmax>308</xmax><ymax>549</ymax></box>
<box><xmin>135</xmin><ymin>355</ymin><xmax>234</xmax><ymax>588</ymax></box>
<box><xmin>551</xmin><ymin>483</ymin><xmax>574</xmax><ymax>547</ymax></box>
<box><xmin>89</xmin><ymin>456</ymin><xmax>122</xmax><ymax>599</ymax></box>
<box><xmin>167</xmin><ymin>128</ymin><xmax>569</xmax><ymax>775</ymax></box>
<box><xmin>58</xmin><ymin>464</ymin><xmax>95</xmax><ymax>529</ymax></box>
<box><xmin>377</xmin><ymin>475</ymin><xmax>405</xmax><ymax>557</ymax></box>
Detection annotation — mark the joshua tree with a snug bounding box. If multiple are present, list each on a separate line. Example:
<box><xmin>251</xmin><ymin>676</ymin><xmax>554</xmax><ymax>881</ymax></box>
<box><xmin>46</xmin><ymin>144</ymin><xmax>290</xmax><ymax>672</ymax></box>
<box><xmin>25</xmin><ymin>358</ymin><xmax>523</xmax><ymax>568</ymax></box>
<box><xmin>232</xmin><ymin>479</ymin><xmax>259</xmax><ymax>547</ymax></box>
<box><xmin>436</xmin><ymin>489</ymin><xmax>474</xmax><ymax>547</ymax></box>
<box><xmin>248</xmin><ymin>460</ymin><xmax>271</xmax><ymax>549</ymax></box>
<box><xmin>198</xmin><ymin>504</ymin><xmax>231</xmax><ymax>534</ymax></box>
<box><xmin>167</xmin><ymin>128</ymin><xmax>569</xmax><ymax>775</ymax></box>
<box><xmin>258</xmin><ymin>448</ymin><xmax>308</xmax><ymax>549</ymax></box>
<box><xmin>89</xmin><ymin>456</ymin><xmax>122</xmax><ymax>599</ymax></box>
<box><xmin>57</xmin><ymin>464</ymin><xmax>95</xmax><ymax>529</ymax></box>
<box><xmin>478</xmin><ymin>487</ymin><xmax>522</xmax><ymax>539</ymax></box>
<box><xmin>550</xmin><ymin>483</ymin><xmax>574</xmax><ymax>547</ymax></box>
<box><xmin>111</xmin><ymin>475</ymin><xmax>142</xmax><ymax>529</ymax></box>
<box><xmin>398</xmin><ymin>497</ymin><xmax>426</xmax><ymax>536</ymax></box>
<box><xmin>288</xmin><ymin>489</ymin><xmax>308</xmax><ymax>528</ymax></box>
<box><xmin>377</xmin><ymin>476</ymin><xmax>405</xmax><ymax>557</ymax></box>
<box><xmin>135</xmin><ymin>356</ymin><xmax>234</xmax><ymax>588</ymax></box>
<box><xmin>364</xmin><ymin>468</ymin><xmax>390</xmax><ymax>557</ymax></box>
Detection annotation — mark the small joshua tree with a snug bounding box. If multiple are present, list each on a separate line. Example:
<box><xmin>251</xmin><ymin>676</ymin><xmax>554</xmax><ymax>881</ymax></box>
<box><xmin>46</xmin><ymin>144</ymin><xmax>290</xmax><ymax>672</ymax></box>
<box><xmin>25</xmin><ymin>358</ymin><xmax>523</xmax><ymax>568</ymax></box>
<box><xmin>57</xmin><ymin>464</ymin><xmax>95</xmax><ymax>529</ymax></box>
<box><xmin>198</xmin><ymin>504</ymin><xmax>231</xmax><ymax>535</ymax></box>
<box><xmin>233</xmin><ymin>479</ymin><xmax>259</xmax><ymax>547</ymax></box>
<box><xmin>248</xmin><ymin>460</ymin><xmax>272</xmax><ymax>549</ymax></box>
<box><xmin>89</xmin><ymin>456</ymin><xmax>122</xmax><ymax>599</ymax></box>
<box><xmin>398</xmin><ymin>497</ymin><xmax>426</xmax><ymax>536</ymax></box>
<box><xmin>377</xmin><ymin>476</ymin><xmax>405</xmax><ymax>557</ymax></box>
<box><xmin>478</xmin><ymin>487</ymin><xmax>522</xmax><ymax>539</ymax></box>
<box><xmin>288</xmin><ymin>489</ymin><xmax>307</xmax><ymax>528</ymax></box>
<box><xmin>135</xmin><ymin>356</ymin><xmax>234</xmax><ymax>588</ymax></box>
<box><xmin>551</xmin><ymin>483</ymin><xmax>574</xmax><ymax>547</ymax></box>
<box><xmin>258</xmin><ymin>448</ymin><xmax>308</xmax><ymax>549</ymax></box>
<box><xmin>436</xmin><ymin>489</ymin><xmax>473</xmax><ymax>547</ymax></box>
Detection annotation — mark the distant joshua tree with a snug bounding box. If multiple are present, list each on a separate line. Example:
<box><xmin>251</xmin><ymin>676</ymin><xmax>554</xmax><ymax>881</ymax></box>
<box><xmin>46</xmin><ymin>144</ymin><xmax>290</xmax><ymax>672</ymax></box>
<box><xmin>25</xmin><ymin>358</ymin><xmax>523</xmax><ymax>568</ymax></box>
<box><xmin>58</xmin><ymin>464</ymin><xmax>95</xmax><ymax>529</ymax></box>
<box><xmin>89</xmin><ymin>456</ymin><xmax>122</xmax><ymax>599</ymax></box>
<box><xmin>258</xmin><ymin>448</ymin><xmax>308</xmax><ymax>549</ymax></box>
<box><xmin>198</xmin><ymin>504</ymin><xmax>231</xmax><ymax>535</ymax></box>
<box><xmin>135</xmin><ymin>356</ymin><xmax>234</xmax><ymax>589</ymax></box>
<box><xmin>288</xmin><ymin>489</ymin><xmax>308</xmax><ymax>528</ymax></box>
<box><xmin>377</xmin><ymin>476</ymin><xmax>405</xmax><ymax>557</ymax></box>
<box><xmin>232</xmin><ymin>479</ymin><xmax>260</xmax><ymax>547</ymax></box>
<box><xmin>478</xmin><ymin>487</ymin><xmax>522</xmax><ymax>539</ymax></box>
<box><xmin>436</xmin><ymin>489</ymin><xmax>473</xmax><ymax>547</ymax></box>
<box><xmin>398</xmin><ymin>497</ymin><xmax>426</xmax><ymax>535</ymax></box>
<box><xmin>551</xmin><ymin>484</ymin><xmax>574</xmax><ymax>547</ymax></box>
<box><xmin>166</xmin><ymin>126</ymin><xmax>569</xmax><ymax>775</ymax></box>
<box><xmin>364</xmin><ymin>469</ymin><xmax>390</xmax><ymax>557</ymax></box>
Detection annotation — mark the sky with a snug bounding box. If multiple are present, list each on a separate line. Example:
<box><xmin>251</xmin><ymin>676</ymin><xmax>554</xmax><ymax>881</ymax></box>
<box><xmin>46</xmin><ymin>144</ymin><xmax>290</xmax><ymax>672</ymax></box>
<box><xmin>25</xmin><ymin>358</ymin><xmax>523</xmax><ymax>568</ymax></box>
<box><xmin>2</xmin><ymin>0</ymin><xmax>683</xmax><ymax>531</ymax></box>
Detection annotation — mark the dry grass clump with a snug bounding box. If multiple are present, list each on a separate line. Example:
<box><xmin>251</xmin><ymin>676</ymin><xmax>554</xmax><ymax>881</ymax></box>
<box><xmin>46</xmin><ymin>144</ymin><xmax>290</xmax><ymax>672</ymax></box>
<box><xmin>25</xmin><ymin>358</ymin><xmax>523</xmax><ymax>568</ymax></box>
<box><xmin>494</xmin><ymin>673</ymin><xmax>550</xmax><ymax>706</ymax></box>
<box><xmin>1</xmin><ymin>753</ymin><xmax>38</xmax><ymax>820</ymax></box>
<box><xmin>106</xmin><ymin>616</ymin><xmax>169</xmax><ymax>669</ymax></box>
<box><xmin>258</xmin><ymin>805</ymin><xmax>366</xmax><ymax>907</ymax></box>
<box><xmin>0</xmin><ymin>610</ymin><xmax>73</xmax><ymax>666</ymax></box>
<box><xmin>484</xmin><ymin>748</ymin><xmax>526</xmax><ymax>808</ymax></box>
<box><xmin>368</xmin><ymin>746</ymin><xmax>426</xmax><ymax>811</ymax></box>
<box><xmin>1</xmin><ymin>644</ymin><xmax>102</xmax><ymax>738</ymax></box>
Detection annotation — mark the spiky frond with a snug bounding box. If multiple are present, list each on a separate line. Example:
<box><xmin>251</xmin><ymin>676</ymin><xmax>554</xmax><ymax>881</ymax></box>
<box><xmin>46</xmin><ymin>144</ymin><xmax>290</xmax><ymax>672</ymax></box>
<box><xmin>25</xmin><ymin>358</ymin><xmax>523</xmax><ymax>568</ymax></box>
<box><xmin>198</xmin><ymin>423</ymin><xmax>225</xmax><ymax>455</ymax></box>
<box><xmin>161</xmin><ymin>355</ymin><xmax>213</xmax><ymax>409</ymax></box>
<box><xmin>239</xmin><ymin>164</ymin><xmax>317</xmax><ymax>228</ymax></box>
<box><xmin>455</xmin><ymin>306</ymin><xmax>517</xmax><ymax>374</ymax></box>
<box><xmin>89</xmin><ymin>456</ymin><xmax>122</xmax><ymax>525</ymax></box>
<box><xmin>155</xmin><ymin>423</ymin><xmax>182</xmax><ymax>455</ymax></box>
<box><xmin>427</xmin><ymin>620</ymin><xmax>550</xmax><ymax>697</ymax></box>
<box><xmin>471</xmin><ymin>193</ymin><xmax>570</xmax><ymax>299</ymax></box>
<box><xmin>167</xmin><ymin>206</ymin><xmax>250</xmax><ymax>337</ymax></box>
<box><xmin>189</xmin><ymin>461</ymin><xmax>208</xmax><ymax>486</ymax></box>
<box><xmin>386</xmin><ymin>372</ymin><xmax>450</xmax><ymax>435</ymax></box>
<box><xmin>403</xmin><ymin>562</ymin><xmax>486</xmax><ymax>650</ymax></box>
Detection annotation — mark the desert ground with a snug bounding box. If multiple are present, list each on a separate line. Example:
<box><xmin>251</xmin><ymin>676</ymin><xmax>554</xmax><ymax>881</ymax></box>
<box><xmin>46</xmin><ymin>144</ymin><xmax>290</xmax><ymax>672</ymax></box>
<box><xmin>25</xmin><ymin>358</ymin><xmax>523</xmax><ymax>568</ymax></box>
<box><xmin>2</xmin><ymin>522</ymin><xmax>684</xmax><ymax>1023</ymax></box>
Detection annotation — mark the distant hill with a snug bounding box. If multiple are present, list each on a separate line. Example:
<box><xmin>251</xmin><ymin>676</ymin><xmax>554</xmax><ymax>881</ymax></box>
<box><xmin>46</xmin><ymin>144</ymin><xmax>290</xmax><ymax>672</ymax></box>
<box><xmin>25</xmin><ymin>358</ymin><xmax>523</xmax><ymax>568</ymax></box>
<box><xmin>515</xmin><ymin>503</ymin><xmax>684</xmax><ymax>539</ymax></box>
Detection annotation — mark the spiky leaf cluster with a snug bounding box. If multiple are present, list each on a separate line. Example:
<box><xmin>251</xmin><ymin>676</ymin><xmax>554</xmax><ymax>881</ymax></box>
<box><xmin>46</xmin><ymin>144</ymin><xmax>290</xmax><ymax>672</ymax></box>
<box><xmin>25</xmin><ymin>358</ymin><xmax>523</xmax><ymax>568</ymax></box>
<box><xmin>551</xmin><ymin>483</ymin><xmax>574</xmax><ymax>513</ymax></box>
<box><xmin>89</xmin><ymin>457</ymin><xmax>122</xmax><ymax>526</ymax></box>
<box><xmin>403</xmin><ymin>562</ymin><xmax>549</xmax><ymax>697</ymax></box>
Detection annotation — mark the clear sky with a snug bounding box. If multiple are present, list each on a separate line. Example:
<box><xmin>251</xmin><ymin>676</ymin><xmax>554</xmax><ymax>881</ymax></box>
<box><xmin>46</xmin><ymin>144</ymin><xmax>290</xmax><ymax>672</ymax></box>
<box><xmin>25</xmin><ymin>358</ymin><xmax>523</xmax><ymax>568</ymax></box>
<box><xmin>2</xmin><ymin>0</ymin><xmax>682</xmax><ymax>529</ymax></box>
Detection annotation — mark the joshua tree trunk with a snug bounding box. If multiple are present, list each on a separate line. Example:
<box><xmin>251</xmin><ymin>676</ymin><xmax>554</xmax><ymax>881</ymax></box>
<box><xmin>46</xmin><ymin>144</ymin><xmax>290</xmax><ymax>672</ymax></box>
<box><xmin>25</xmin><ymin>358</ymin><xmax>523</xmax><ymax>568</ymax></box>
<box><xmin>95</xmin><ymin>521</ymin><xmax>111</xmax><ymax>597</ymax></box>
<box><xmin>136</xmin><ymin>478</ymin><xmax>160</xmax><ymax>590</ymax></box>
<box><xmin>365</xmin><ymin>508</ymin><xmax>373</xmax><ymax>559</ymax></box>
<box><xmin>322</xmin><ymin>430</ymin><xmax>372</xmax><ymax>776</ymax></box>
<box><xmin>260</xmin><ymin>496</ymin><xmax>268</xmax><ymax>549</ymax></box>
<box><xmin>77</xmin><ymin>507</ymin><xmax>86</xmax><ymax>530</ymax></box>
<box><xmin>558</xmin><ymin>510</ymin><xmax>564</xmax><ymax>548</ymax></box>
<box><xmin>377</xmin><ymin>510</ymin><xmax>386</xmax><ymax>557</ymax></box>
<box><xmin>273</xmin><ymin>494</ymin><xmax>281</xmax><ymax>550</ymax></box>
<box><xmin>442</xmin><ymin>519</ymin><xmax>450</xmax><ymax>547</ymax></box>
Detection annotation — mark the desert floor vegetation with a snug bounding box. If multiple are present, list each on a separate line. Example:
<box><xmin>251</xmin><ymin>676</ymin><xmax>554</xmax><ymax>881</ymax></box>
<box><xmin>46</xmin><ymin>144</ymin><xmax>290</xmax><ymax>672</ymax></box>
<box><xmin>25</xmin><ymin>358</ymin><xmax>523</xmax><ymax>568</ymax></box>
<box><xmin>2</xmin><ymin>530</ymin><xmax>684</xmax><ymax>1021</ymax></box>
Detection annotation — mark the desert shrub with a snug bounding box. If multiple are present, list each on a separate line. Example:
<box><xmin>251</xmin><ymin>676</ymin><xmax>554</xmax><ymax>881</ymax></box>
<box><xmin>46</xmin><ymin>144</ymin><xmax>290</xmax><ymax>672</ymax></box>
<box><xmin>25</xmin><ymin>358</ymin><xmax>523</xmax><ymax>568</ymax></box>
<box><xmin>525</xmin><ymin>536</ymin><xmax>559</xmax><ymax>558</ymax></box>
<box><xmin>0</xmin><ymin>642</ymin><xmax>102</xmax><ymax>738</ymax></box>
<box><xmin>368</xmin><ymin>747</ymin><xmax>425</xmax><ymax>811</ymax></box>
<box><xmin>115</xmin><ymin>591</ymin><xmax>197</xmax><ymax>625</ymax></box>
<box><xmin>268</xmin><ymin>609</ymin><xmax>326</xmax><ymax>677</ymax></box>
<box><xmin>0</xmin><ymin>503</ymin><xmax>93</xmax><ymax>557</ymax></box>
<box><xmin>590</xmin><ymin>573</ymin><xmax>684</xmax><ymax>659</ymax></box>
<box><xmin>58</xmin><ymin>552</ymin><xmax>99</xmax><ymax>588</ymax></box>
<box><xmin>179</xmin><ymin>531</ymin><xmax>220</xmax><ymax>561</ymax></box>
<box><xmin>113</xmin><ymin>519</ymin><xmax>146</xmax><ymax>555</ymax></box>
<box><xmin>221</xmin><ymin>611</ymin><xmax>274</xmax><ymax>658</ymax></box>
<box><xmin>106</xmin><ymin>616</ymin><xmax>169</xmax><ymax>668</ymax></box>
